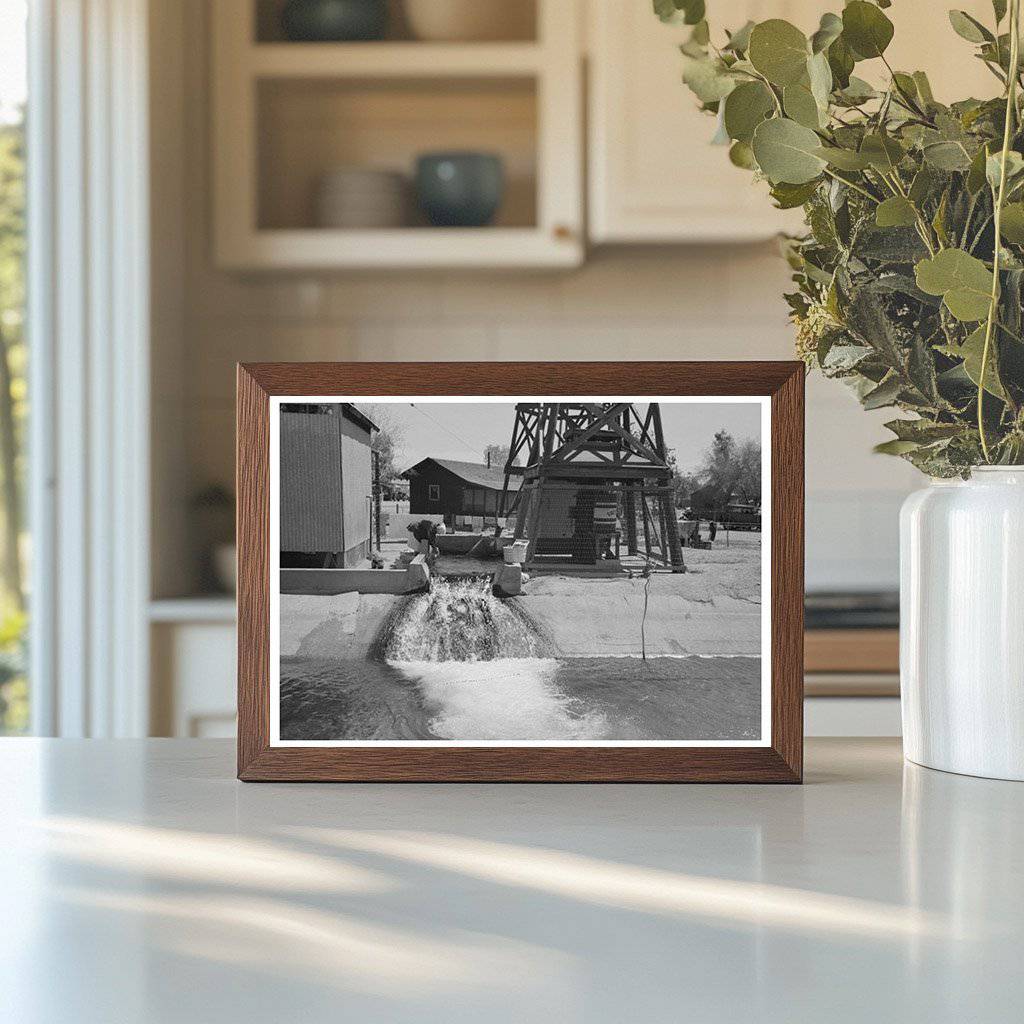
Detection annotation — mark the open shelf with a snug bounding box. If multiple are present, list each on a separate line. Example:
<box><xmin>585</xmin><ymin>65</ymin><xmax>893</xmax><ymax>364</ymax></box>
<box><xmin>249</xmin><ymin>42</ymin><xmax>544</xmax><ymax>77</ymax></box>
<box><xmin>150</xmin><ymin>597</ymin><xmax>237</xmax><ymax>624</ymax></box>
<box><xmin>254</xmin><ymin>0</ymin><xmax>538</xmax><ymax>45</ymax></box>
<box><xmin>213</xmin><ymin>0</ymin><xmax>581</xmax><ymax>268</ymax></box>
<box><xmin>222</xmin><ymin>227</ymin><xmax>578</xmax><ymax>269</ymax></box>
<box><xmin>257</xmin><ymin>76</ymin><xmax>538</xmax><ymax>232</ymax></box>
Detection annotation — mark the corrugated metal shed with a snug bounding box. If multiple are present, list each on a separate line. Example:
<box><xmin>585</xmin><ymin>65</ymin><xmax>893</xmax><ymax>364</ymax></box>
<box><xmin>279</xmin><ymin>407</ymin><xmax>374</xmax><ymax>561</ymax></box>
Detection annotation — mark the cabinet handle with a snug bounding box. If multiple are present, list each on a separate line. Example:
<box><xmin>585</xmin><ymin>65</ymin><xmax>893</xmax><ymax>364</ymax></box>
<box><xmin>553</xmin><ymin>224</ymin><xmax>574</xmax><ymax>241</ymax></box>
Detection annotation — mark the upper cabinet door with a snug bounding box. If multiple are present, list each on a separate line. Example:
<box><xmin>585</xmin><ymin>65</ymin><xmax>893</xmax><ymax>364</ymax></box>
<box><xmin>587</xmin><ymin>1</ymin><xmax>1002</xmax><ymax>246</ymax></box>
<box><xmin>588</xmin><ymin>1</ymin><xmax>811</xmax><ymax>243</ymax></box>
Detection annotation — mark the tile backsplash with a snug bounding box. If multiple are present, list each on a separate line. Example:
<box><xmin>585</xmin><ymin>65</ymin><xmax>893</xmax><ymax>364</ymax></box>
<box><xmin>170</xmin><ymin>247</ymin><xmax>918</xmax><ymax>595</ymax></box>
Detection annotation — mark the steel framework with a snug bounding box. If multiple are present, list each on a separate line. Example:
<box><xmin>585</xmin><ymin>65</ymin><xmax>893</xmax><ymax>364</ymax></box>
<box><xmin>497</xmin><ymin>403</ymin><xmax>685</xmax><ymax>572</ymax></box>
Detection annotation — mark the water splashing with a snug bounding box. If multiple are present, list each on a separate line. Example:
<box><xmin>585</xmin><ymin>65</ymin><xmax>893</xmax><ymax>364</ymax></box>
<box><xmin>385</xmin><ymin>578</ymin><xmax>541</xmax><ymax>663</ymax></box>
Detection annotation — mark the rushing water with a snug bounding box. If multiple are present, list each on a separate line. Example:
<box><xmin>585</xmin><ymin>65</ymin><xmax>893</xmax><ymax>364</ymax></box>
<box><xmin>279</xmin><ymin>577</ymin><xmax>761</xmax><ymax>742</ymax></box>
<box><xmin>384</xmin><ymin>578</ymin><xmax>543</xmax><ymax>662</ymax></box>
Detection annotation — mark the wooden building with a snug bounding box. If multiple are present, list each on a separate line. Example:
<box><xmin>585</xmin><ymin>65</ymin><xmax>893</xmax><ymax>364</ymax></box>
<box><xmin>279</xmin><ymin>404</ymin><xmax>377</xmax><ymax>567</ymax></box>
<box><xmin>403</xmin><ymin>458</ymin><xmax>520</xmax><ymax>524</ymax></box>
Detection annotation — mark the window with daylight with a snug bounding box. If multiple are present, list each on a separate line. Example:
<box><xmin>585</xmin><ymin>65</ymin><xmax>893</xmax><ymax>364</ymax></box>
<box><xmin>0</xmin><ymin>1</ymin><xmax>28</xmax><ymax>734</ymax></box>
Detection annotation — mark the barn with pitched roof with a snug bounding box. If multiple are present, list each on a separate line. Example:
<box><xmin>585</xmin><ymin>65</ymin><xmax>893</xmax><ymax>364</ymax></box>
<box><xmin>402</xmin><ymin>457</ymin><xmax>520</xmax><ymax>522</ymax></box>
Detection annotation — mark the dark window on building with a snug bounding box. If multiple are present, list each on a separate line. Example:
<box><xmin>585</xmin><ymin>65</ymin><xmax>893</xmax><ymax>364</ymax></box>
<box><xmin>428</xmin><ymin>483</ymin><xmax>440</xmax><ymax>502</ymax></box>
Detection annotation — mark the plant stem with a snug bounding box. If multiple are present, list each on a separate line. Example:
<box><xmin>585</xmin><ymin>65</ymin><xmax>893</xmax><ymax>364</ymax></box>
<box><xmin>873</xmin><ymin>167</ymin><xmax>937</xmax><ymax>254</ymax></box>
<box><xmin>996</xmin><ymin>316</ymin><xmax>1024</xmax><ymax>344</ymax></box>
<box><xmin>979</xmin><ymin>0</ymin><xmax>1021</xmax><ymax>463</ymax></box>
<box><xmin>968</xmin><ymin>212</ymin><xmax>994</xmax><ymax>253</ymax></box>
<box><xmin>881</xmin><ymin>54</ymin><xmax>929</xmax><ymax>120</ymax></box>
<box><xmin>822</xmin><ymin>167</ymin><xmax>881</xmax><ymax>203</ymax></box>
<box><xmin>750</xmin><ymin>69</ymin><xmax>783</xmax><ymax>116</ymax></box>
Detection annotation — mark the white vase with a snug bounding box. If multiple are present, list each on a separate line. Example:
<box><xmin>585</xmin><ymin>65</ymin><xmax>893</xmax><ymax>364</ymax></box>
<box><xmin>900</xmin><ymin>467</ymin><xmax>1024</xmax><ymax>780</ymax></box>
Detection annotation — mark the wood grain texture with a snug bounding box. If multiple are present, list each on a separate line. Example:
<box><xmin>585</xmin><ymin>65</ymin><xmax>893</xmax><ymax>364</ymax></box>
<box><xmin>804</xmin><ymin>629</ymin><xmax>899</xmax><ymax>675</ymax></box>
<box><xmin>237</xmin><ymin>366</ymin><xmax>270</xmax><ymax>777</ymax></box>
<box><xmin>237</xmin><ymin>361</ymin><xmax>805</xmax><ymax>783</ymax></box>
<box><xmin>769</xmin><ymin>365</ymin><xmax>804</xmax><ymax>782</ymax></box>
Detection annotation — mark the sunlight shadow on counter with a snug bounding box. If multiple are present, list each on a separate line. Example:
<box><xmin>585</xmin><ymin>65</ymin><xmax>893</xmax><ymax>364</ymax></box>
<box><xmin>290</xmin><ymin>827</ymin><xmax>958</xmax><ymax>942</ymax></box>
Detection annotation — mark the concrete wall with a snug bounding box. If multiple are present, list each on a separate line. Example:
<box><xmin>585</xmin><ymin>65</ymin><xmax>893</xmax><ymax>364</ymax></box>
<box><xmin>281</xmin><ymin>555</ymin><xmax>429</xmax><ymax>596</ymax></box>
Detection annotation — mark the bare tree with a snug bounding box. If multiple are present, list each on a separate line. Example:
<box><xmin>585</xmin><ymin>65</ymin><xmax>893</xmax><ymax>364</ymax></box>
<box><xmin>483</xmin><ymin>443</ymin><xmax>512</xmax><ymax>469</ymax></box>
<box><xmin>356</xmin><ymin>403</ymin><xmax>406</xmax><ymax>486</ymax></box>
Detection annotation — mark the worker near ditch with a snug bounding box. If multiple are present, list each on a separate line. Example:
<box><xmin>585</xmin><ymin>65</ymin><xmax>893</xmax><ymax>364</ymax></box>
<box><xmin>407</xmin><ymin>518</ymin><xmax>446</xmax><ymax>565</ymax></box>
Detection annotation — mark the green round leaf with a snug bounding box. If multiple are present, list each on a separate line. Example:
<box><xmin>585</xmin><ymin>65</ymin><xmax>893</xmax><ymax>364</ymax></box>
<box><xmin>836</xmin><ymin>76</ymin><xmax>877</xmax><ymax>105</ymax></box>
<box><xmin>923</xmin><ymin>141</ymin><xmax>973</xmax><ymax>172</ymax></box>
<box><xmin>811</xmin><ymin>12</ymin><xmax>843</xmax><ymax>54</ymax></box>
<box><xmin>915</xmin><ymin>249</ymin><xmax>993</xmax><ymax>322</ymax></box>
<box><xmin>752</xmin><ymin>117</ymin><xmax>826</xmax><ymax>184</ymax></box>
<box><xmin>959</xmin><ymin>325</ymin><xmax>1006</xmax><ymax>398</ymax></box>
<box><xmin>827</xmin><ymin>35</ymin><xmax>855</xmax><ymax>88</ymax></box>
<box><xmin>783</xmin><ymin>83</ymin><xmax>821</xmax><ymax>129</ymax></box>
<box><xmin>986</xmin><ymin>150</ymin><xmax>1024</xmax><ymax>189</ymax></box>
<box><xmin>723</xmin><ymin>81</ymin><xmax>775</xmax><ymax>143</ymax></box>
<box><xmin>770</xmin><ymin>179</ymin><xmax>820</xmax><ymax>209</ymax></box>
<box><xmin>682</xmin><ymin>55</ymin><xmax>736</xmax><ymax>103</ymax></box>
<box><xmin>729</xmin><ymin>140</ymin><xmax>758</xmax><ymax>170</ymax></box>
<box><xmin>874</xmin><ymin>439</ymin><xmax>922</xmax><ymax>456</ymax></box>
<box><xmin>681</xmin><ymin>0</ymin><xmax>705</xmax><ymax>26</ymax></box>
<box><xmin>654</xmin><ymin>0</ymin><xmax>704</xmax><ymax>24</ymax></box>
<box><xmin>748</xmin><ymin>19</ymin><xmax>810</xmax><ymax>86</ymax></box>
<box><xmin>875</xmin><ymin>196</ymin><xmax>918</xmax><ymax>228</ymax></box>
<box><xmin>724</xmin><ymin>20</ymin><xmax>755</xmax><ymax>54</ymax></box>
<box><xmin>912</xmin><ymin>71</ymin><xmax>935</xmax><ymax>104</ymax></box>
<box><xmin>860</xmin><ymin>133</ymin><xmax>905</xmax><ymax>172</ymax></box>
<box><xmin>807</xmin><ymin>51</ymin><xmax>833</xmax><ymax>108</ymax></box>
<box><xmin>999</xmin><ymin>202</ymin><xmax>1024</xmax><ymax>243</ymax></box>
<box><xmin>842</xmin><ymin>1</ymin><xmax>894</xmax><ymax>60</ymax></box>
<box><xmin>967</xmin><ymin>143</ymin><xmax>994</xmax><ymax>194</ymax></box>
<box><xmin>814</xmin><ymin>145</ymin><xmax>871</xmax><ymax>171</ymax></box>
<box><xmin>948</xmin><ymin>10</ymin><xmax>993</xmax><ymax>44</ymax></box>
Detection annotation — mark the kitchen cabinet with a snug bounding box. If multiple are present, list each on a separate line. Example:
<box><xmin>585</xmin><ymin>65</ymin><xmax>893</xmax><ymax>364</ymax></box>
<box><xmin>587</xmin><ymin>0</ymin><xmax>999</xmax><ymax>244</ymax></box>
<box><xmin>587</xmin><ymin>1</ymin><xmax>811</xmax><ymax>243</ymax></box>
<box><xmin>212</xmin><ymin>0</ymin><xmax>583</xmax><ymax>269</ymax></box>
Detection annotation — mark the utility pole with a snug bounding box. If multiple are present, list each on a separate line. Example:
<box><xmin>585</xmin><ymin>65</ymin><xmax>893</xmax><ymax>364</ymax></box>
<box><xmin>372</xmin><ymin>450</ymin><xmax>382</xmax><ymax>550</ymax></box>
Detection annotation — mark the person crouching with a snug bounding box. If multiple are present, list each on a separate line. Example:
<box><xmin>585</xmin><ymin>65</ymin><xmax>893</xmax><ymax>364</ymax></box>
<box><xmin>406</xmin><ymin>519</ymin><xmax>446</xmax><ymax>565</ymax></box>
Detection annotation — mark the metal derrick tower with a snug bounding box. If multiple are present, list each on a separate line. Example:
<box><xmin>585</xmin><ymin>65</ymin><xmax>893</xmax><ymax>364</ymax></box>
<box><xmin>497</xmin><ymin>403</ymin><xmax>685</xmax><ymax>573</ymax></box>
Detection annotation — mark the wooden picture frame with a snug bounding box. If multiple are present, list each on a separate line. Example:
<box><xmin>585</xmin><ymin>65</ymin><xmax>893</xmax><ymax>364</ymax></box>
<box><xmin>237</xmin><ymin>362</ymin><xmax>804</xmax><ymax>782</ymax></box>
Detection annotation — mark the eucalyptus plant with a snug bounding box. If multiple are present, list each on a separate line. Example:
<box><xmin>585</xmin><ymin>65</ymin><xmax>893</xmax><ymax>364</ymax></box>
<box><xmin>658</xmin><ymin>0</ymin><xmax>1024</xmax><ymax>474</ymax></box>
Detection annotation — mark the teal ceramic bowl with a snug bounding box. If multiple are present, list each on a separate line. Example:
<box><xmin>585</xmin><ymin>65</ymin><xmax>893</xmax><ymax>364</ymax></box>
<box><xmin>280</xmin><ymin>0</ymin><xmax>387</xmax><ymax>42</ymax></box>
<box><xmin>415</xmin><ymin>152</ymin><xmax>505</xmax><ymax>227</ymax></box>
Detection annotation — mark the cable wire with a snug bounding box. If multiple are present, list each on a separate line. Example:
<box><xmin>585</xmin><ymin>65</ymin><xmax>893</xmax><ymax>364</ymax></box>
<box><xmin>408</xmin><ymin>403</ymin><xmax>480</xmax><ymax>457</ymax></box>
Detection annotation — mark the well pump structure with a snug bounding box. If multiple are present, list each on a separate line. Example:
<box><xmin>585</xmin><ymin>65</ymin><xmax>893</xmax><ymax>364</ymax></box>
<box><xmin>497</xmin><ymin>403</ymin><xmax>685</xmax><ymax>573</ymax></box>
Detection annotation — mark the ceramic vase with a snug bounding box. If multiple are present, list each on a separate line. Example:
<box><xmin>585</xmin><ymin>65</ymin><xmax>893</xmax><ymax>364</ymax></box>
<box><xmin>280</xmin><ymin>0</ymin><xmax>387</xmax><ymax>42</ymax></box>
<box><xmin>415</xmin><ymin>152</ymin><xmax>504</xmax><ymax>227</ymax></box>
<box><xmin>900</xmin><ymin>468</ymin><xmax>1024</xmax><ymax>780</ymax></box>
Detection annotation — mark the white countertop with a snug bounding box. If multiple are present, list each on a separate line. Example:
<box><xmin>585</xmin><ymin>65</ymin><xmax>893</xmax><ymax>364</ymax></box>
<box><xmin>1</xmin><ymin>738</ymin><xmax>1021</xmax><ymax>1023</ymax></box>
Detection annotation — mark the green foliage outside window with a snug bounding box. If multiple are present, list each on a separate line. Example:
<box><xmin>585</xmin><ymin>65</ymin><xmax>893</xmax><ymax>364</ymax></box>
<box><xmin>0</xmin><ymin>111</ymin><xmax>27</xmax><ymax>733</ymax></box>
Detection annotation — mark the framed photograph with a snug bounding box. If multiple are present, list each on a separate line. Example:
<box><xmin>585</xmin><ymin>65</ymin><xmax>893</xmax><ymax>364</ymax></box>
<box><xmin>237</xmin><ymin>362</ymin><xmax>804</xmax><ymax>782</ymax></box>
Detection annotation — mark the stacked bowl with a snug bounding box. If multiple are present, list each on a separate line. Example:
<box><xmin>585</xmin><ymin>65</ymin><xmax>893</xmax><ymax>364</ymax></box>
<box><xmin>314</xmin><ymin>167</ymin><xmax>409</xmax><ymax>229</ymax></box>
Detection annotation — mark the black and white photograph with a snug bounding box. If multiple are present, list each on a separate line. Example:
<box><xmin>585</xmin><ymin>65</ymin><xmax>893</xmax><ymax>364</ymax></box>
<box><xmin>271</xmin><ymin>397</ymin><xmax>769</xmax><ymax>746</ymax></box>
